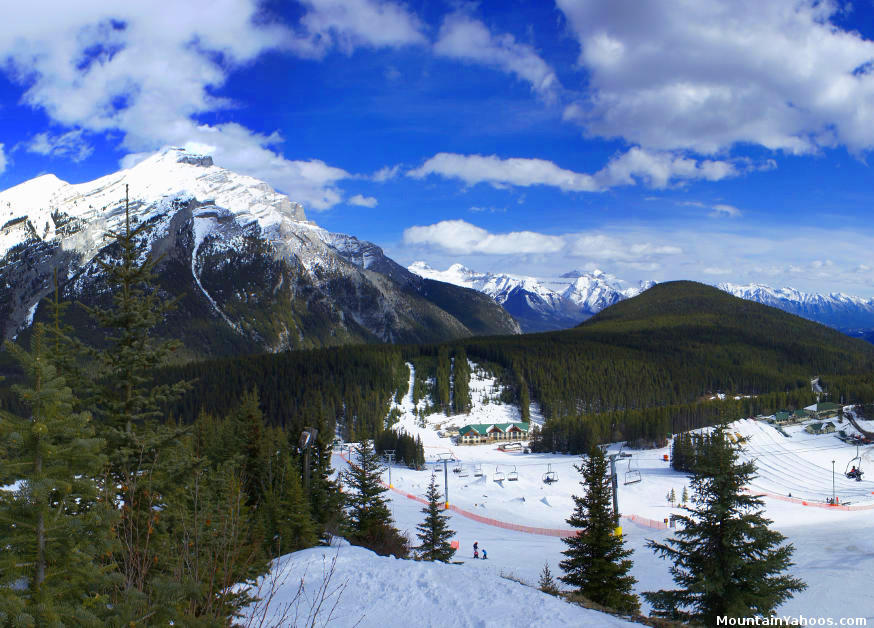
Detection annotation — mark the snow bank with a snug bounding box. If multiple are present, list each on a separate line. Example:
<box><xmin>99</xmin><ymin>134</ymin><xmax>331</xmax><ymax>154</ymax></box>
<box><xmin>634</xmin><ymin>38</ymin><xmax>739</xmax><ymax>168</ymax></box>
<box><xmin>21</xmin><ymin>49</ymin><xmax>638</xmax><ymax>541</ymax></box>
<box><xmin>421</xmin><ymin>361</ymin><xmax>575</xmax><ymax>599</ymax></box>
<box><xmin>240</xmin><ymin>542</ymin><xmax>637</xmax><ymax>627</ymax></box>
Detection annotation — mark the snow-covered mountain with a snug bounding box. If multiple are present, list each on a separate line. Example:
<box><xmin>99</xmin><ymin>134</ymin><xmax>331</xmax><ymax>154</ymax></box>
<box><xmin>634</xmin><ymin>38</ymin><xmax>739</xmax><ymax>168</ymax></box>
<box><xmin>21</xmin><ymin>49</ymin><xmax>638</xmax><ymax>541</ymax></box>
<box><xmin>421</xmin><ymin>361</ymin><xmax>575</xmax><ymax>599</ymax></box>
<box><xmin>717</xmin><ymin>283</ymin><xmax>874</xmax><ymax>331</ymax></box>
<box><xmin>0</xmin><ymin>148</ymin><xmax>519</xmax><ymax>352</ymax></box>
<box><xmin>408</xmin><ymin>262</ymin><xmax>653</xmax><ymax>332</ymax></box>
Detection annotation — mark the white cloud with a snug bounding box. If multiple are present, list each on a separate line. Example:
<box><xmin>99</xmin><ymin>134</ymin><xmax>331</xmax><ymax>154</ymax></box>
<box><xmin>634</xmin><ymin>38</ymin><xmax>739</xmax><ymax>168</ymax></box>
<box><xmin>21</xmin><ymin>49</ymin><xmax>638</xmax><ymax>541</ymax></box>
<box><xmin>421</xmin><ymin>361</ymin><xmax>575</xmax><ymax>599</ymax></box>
<box><xmin>434</xmin><ymin>13</ymin><xmax>560</xmax><ymax>101</ymax></box>
<box><xmin>0</xmin><ymin>2</ymin><xmax>355</xmax><ymax>211</ymax></box>
<box><xmin>710</xmin><ymin>204</ymin><xmax>742</xmax><ymax>218</ymax></box>
<box><xmin>0</xmin><ymin>144</ymin><xmax>6</xmax><ymax>174</ymax></box>
<box><xmin>288</xmin><ymin>0</ymin><xmax>426</xmax><ymax>58</ymax></box>
<box><xmin>372</xmin><ymin>164</ymin><xmax>401</xmax><ymax>182</ymax></box>
<box><xmin>408</xmin><ymin>153</ymin><xmax>598</xmax><ymax>191</ymax></box>
<box><xmin>26</xmin><ymin>129</ymin><xmax>93</xmax><ymax>162</ymax></box>
<box><xmin>702</xmin><ymin>266</ymin><xmax>732</xmax><ymax>275</ymax></box>
<box><xmin>403</xmin><ymin>219</ymin><xmax>564</xmax><ymax>255</ymax></box>
<box><xmin>398</xmin><ymin>222</ymin><xmax>874</xmax><ymax>297</ymax></box>
<box><xmin>408</xmin><ymin>148</ymin><xmax>743</xmax><ymax>192</ymax></box>
<box><xmin>402</xmin><ymin>220</ymin><xmax>684</xmax><ymax>263</ymax></box>
<box><xmin>348</xmin><ymin>194</ymin><xmax>378</xmax><ymax>207</ymax></box>
<box><xmin>469</xmin><ymin>206</ymin><xmax>506</xmax><ymax>213</ymax></box>
<box><xmin>556</xmin><ymin>0</ymin><xmax>874</xmax><ymax>154</ymax></box>
<box><xmin>680</xmin><ymin>200</ymin><xmax>743</xmax><ymax>218</ymax></box>
<box><xmin>569</xmin><ymin>234</ymin><xmax>682</xmax><ymax>261</ymax></box>
<box><xmin>595</xmin><ymin>147</ymin><xmax>738</xmax><ymax>188</ymax></box>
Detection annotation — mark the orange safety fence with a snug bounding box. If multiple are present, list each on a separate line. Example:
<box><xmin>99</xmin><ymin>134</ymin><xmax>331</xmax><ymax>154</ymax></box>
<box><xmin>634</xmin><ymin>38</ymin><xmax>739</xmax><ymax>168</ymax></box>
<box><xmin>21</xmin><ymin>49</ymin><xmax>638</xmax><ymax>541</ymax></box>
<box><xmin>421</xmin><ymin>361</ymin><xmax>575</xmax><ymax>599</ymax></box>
<box><xmin>339</xmin><ymin>451</ymin><xmax>669</xmax><ymax>536</ymax></box>
<box><xmin>743</xmin><ymin>487</ymin><xmax>874</xmax><ymax>511</ymax></box>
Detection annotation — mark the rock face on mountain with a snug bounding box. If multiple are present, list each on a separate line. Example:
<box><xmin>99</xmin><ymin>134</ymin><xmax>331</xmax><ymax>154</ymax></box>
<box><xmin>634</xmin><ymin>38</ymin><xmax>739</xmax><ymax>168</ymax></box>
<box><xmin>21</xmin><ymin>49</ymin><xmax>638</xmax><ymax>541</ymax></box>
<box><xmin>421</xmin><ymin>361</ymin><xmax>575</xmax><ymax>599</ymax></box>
<box><xmin>0</xmin><ymin>148</ymin><xmax>519</xmax><ymax>355</ymax></box>
<box><xmin>408</xmin><ymin>262</ymin><xmax>653</xmax><ymax>332</ymax></box>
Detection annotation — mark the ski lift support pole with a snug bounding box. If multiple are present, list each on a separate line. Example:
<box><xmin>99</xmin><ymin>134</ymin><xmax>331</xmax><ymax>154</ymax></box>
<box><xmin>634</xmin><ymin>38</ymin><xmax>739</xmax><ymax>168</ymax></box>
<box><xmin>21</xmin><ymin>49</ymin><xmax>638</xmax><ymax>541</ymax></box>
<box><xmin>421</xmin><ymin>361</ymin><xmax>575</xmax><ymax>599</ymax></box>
<box><xmin>384</xmin><ymin>450</ymin><xmax>395</xmax><ymax>488</ymax></box>
<box><xmin>299</xmin><ymin>427</ymin><xmax>319</xmax><ymax>493</ymax></box>
<box><xmin>442</xmin><ymin>458</ymin><xmax>450</xmax><ymax>509</ymax></box>
<box><xmin>607</xmin><ymin>452</ymin><xmax>631</xmax><ymax>519</ymax></box>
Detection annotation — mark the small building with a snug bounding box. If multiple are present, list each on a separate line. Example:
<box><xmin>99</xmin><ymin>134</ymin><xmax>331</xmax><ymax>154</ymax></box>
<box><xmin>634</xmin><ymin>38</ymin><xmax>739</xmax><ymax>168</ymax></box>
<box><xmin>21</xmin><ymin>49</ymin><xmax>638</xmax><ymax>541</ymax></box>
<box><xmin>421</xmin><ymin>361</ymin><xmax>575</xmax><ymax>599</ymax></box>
<box><xmin>805</xmin><ymin>421</ymin><xmax>836</xmax><ymax>435</ymax></box>
<box><xmin>772</xmin><ymin>411</ymin><xmax>794</xmax><ymax>426</ymax></box>
<box><xmin>771</xmin><ymin>410</ymin><xmax>805</xmax><ymax>426</ymax></box>
<box><xmin>458</xmin><ymin>422</ymin><xmax>530</xmax><ymax>444</ymax></box>
<box><xmin>804</xmin><ymin>402</ymin><xmax>842</xmax><ymax>420</ymax></box>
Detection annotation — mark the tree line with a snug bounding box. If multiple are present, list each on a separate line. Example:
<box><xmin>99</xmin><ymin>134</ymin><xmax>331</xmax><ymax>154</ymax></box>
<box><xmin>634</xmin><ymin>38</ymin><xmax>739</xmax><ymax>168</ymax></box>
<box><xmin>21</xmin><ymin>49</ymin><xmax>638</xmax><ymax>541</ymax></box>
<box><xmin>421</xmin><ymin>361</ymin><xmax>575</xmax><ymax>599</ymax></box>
<box><xmin>0</xmin><ymin>199</ymin><xmax>343</xmax><ymax>625</ymax></box>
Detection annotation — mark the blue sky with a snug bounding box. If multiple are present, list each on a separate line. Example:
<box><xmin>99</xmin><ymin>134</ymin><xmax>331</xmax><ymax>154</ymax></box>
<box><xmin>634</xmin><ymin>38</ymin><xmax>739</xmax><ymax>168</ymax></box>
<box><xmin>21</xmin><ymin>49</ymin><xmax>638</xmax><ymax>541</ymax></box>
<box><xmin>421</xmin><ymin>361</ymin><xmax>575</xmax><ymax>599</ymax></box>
<box><xmin>2</xmin><ymin>1</ymin><xmax>874</xmax><ymax>295</ymax></box>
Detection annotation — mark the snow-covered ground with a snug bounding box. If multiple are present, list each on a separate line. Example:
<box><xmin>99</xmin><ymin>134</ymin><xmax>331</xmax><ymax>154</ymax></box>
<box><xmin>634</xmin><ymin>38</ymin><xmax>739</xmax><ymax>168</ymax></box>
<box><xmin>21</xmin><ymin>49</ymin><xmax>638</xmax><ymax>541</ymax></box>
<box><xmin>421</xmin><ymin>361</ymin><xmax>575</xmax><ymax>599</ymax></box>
<box><xmin>249</xmin><ymin>365</ymin><xmax>874</xmax><ymax>625</ymax></box>
<box><xmin>241</xmin><ymin>539</ymin><xmax>636</xmax><ymax>627</ymax></box>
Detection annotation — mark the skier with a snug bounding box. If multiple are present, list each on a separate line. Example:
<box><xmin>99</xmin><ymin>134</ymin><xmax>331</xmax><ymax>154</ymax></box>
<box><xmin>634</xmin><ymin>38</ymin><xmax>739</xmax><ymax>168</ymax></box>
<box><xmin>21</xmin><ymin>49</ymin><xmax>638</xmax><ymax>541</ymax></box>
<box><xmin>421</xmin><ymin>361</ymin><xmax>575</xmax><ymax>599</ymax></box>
<box><xmin>482</xmin><ymin>549</ymin><xmax>487</xmax><ymax>560</ymax></box>
<box><xmin>474</xmin><ymin>548</ymin><xmax>479</xmax><ymax>559</ymax></box>
<box><xmin>473</xmin><ymin>541</ymin><xmax>478</xmax><ymax>558</ymax></box>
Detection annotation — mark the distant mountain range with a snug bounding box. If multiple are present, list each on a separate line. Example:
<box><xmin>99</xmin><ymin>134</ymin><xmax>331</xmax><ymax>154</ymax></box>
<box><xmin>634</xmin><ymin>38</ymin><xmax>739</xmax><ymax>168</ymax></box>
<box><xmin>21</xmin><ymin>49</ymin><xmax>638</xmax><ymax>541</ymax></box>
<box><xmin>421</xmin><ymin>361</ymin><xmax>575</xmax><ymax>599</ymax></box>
<box><xmin>409</xmin><ymin>262</ymin><xmax>874</xmax><ymax>336</ymax></box>
<box><xmin>0</xmin><ymin>148</ymin><xmax>519</xmax><ymax>357</ymax></box>
<box><xmin>408</xmin><ymin>262</ymin><xmax>653</xmax><ymax>332</ymax></box>
<box><xmin>716</xmin><ymin>283</ymin><xmax>874</xmax><ymax>333</ymax></box>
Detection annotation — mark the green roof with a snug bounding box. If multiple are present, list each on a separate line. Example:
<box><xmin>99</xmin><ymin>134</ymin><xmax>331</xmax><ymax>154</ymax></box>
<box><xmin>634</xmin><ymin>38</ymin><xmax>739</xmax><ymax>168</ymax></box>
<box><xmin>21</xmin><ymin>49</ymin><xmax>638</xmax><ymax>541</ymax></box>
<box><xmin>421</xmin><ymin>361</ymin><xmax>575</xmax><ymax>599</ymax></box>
<box><xmin>814</xmin><ymin>402</ymin><xmax>842</xmax><ymax>412</ymax></box>
<box><xmin>774</xmin><ymin>411</ymin><xmax>791</xmax><ymax>421</ymax></box>
<box><xmin>458</xmin><ymin>422</ymin><xmax>530</xmax><ymax>436</ymax></box>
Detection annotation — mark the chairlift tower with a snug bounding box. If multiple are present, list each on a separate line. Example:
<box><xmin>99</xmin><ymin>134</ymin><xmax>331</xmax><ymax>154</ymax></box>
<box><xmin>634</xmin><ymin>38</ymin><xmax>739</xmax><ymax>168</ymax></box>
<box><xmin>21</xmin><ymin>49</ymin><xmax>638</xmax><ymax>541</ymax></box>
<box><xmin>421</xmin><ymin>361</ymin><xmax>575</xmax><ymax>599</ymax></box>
<box><xmin>383</xmin><ymin>450</ymin><xmax>395</xmax><ymax>489</ymax></box>
<box><xmin>299</xmin><ymin>426</ymin><xmax>319</xmax><ymax>492</ymax></box>
<box><xmin>605</xmin><ymin>451</ymin><xmax>632</xmax><ymax>517</ymax></box>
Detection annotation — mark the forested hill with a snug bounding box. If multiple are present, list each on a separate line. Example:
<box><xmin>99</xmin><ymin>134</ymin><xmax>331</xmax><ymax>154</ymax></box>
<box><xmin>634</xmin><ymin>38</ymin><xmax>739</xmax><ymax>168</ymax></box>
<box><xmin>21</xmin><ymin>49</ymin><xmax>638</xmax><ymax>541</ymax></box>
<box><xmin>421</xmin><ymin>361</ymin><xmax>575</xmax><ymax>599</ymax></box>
<box><xmin>581</xmin><ymin>280</ymin><xmax>874</xmax><ymax>363</ymax></box>
<box><xmin>154</xmin><ymin>281</ymin><xmax>874</xmax><ymax>455</ymax></box>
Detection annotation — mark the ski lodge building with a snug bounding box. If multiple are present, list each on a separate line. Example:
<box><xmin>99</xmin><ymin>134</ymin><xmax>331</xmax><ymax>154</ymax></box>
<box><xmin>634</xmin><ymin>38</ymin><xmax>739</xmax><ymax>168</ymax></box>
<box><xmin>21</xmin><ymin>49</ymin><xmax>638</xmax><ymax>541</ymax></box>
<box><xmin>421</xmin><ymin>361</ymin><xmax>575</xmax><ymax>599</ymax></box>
<box><xmin>803</xmin><ymin>402</ymin><xmax>842</xmax><ymax>420</ymax></box>
<box><xmin>458</xmin><ymin>422</ymin><xmax>530</xmax><ymax>444</ymax></box>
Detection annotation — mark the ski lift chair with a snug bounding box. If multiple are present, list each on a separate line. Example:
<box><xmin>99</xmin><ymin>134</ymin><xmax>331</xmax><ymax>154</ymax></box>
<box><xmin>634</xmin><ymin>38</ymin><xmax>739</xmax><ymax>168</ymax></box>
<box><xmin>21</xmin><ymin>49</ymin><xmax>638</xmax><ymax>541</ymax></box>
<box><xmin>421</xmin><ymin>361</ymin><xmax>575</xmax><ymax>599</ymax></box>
<box><xmin>453</xmin><ymin>461</ymin><xmax>463</xmax><ymax>474</ymax></box>
<box><xmin>493</xmin><ymin>465</ymin><xmax>505</xmax><ymax>482</ymax></box>
<box><xmin>624</xmin><ymin>457</ymin><xmax>642</xmax><ymax>485</ymax></box>
<box><xmin>474</xmin><ymin>464</ymin><xmax>483</xmax><ymax>477</ymax></box>
<box><xmin>507</xmin><ymin>466</ymin><xmax>518</xmax><ymax>481</ymax></box>
<box><xmin>542</xmin><ymin>463</ymin><xmax>558</xmax><ymax>484</ymax></box>
<box><xmin>845</xmin><ymin>448</ymin><xmax>864</xmax><ymax>481</ymax></box>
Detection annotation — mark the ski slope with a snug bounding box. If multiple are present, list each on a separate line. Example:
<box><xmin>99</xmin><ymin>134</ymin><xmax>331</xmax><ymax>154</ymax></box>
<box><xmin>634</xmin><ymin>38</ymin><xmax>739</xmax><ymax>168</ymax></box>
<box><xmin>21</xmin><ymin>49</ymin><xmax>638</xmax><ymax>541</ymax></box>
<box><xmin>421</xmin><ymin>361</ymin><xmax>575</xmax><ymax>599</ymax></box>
<box><xmin>262</xmin><ymin>362</ymin><xmax>874</xmax><ymax>625</ymax></box>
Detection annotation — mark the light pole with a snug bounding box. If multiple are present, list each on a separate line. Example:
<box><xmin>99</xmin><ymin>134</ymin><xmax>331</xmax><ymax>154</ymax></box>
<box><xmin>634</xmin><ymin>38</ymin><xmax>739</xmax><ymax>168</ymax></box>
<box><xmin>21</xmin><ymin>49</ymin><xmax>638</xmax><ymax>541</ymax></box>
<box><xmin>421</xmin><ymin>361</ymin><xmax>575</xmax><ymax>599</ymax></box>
<box><xmin>832</xmin><ymin>459</ymin><xmax>836</xmax><ymax>504</ymax></box>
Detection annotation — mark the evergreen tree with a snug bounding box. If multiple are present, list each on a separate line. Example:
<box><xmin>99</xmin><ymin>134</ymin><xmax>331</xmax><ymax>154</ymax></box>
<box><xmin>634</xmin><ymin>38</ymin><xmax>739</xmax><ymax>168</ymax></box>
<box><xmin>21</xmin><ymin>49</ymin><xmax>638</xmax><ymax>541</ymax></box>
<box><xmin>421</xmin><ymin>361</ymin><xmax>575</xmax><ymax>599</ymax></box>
<box><xmin>306</xmin><ymin>426</ymin><xmax>344</xmax><ymax>539</ymax></box>
<box><xmin>259</xmin><ymin>440</ymin><xmax>317</xmax><ymax>555</ymax></box>
<box><xmin>538</xmin><ymin>562</ymin><xmax>560</xmax><ymax>596</ymax></box>
<box><xmin>231</xmin><ymin>388</ymin><xmax>268</xmax><ymax>506</ymax></box>
<box><xmin>341</xmin><ymin>441</ymin><xmax>407</xmax><ymax>557</ymax></box>
<box><xmin>681</xmin><ymin>485</ymin><xmax>689</xmax><ymax>505</ymax></box>
<box><xmin>645</xmin><ymin>424</ymin><xmax>806</xmax><ymax>624</ymax></box>
<box><xmin>559</xmin><ymin>446</ymin><xmax>639</xmax><ymax>614</ymax></box>
<box><xmin>415</xmin><ymin>474</ymin><xmax>456</xmax><ymax>562</ymax></box>
<box><xmin>82</xmin><ymin>187</ymin><xmax>194</xmax><ymax>623</ymax></box>
<box><xmin>0</xmin><ymin>325</ymin><xmax>113</xmax><ymax>625</ymax></box>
